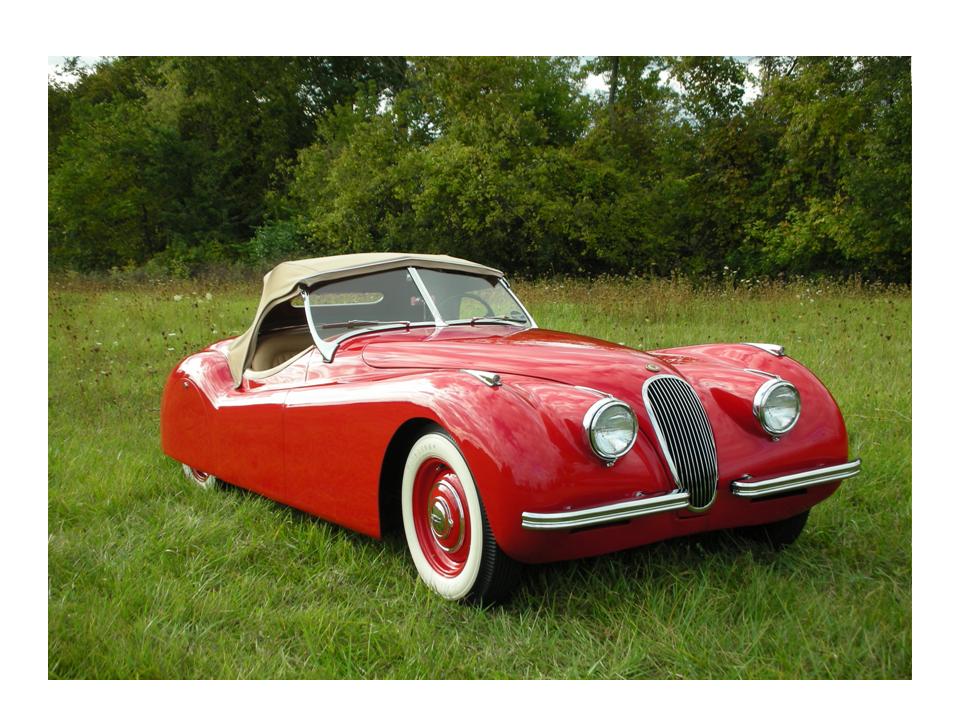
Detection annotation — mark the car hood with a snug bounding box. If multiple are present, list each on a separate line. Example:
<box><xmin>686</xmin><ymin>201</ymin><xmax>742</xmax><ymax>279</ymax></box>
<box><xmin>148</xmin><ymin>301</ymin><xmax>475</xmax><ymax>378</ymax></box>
<box><xmin>362</xmin><ymin>328</ymin><xmax>701</xmax><ymax>392</ymax></box>
<box><xmin>361</xmin><ymin>328</ymin><xmax>846</xmax><ymax>492</ymax></box>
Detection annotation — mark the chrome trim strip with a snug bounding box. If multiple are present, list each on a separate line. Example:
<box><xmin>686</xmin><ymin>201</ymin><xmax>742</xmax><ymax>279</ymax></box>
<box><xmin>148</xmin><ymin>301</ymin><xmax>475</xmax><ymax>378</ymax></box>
<box><xmin>743</xmin><ymin>342</ymin><xmax>786</xmax><ymax>356</ymax></box>
<box><xmin>521</xmin><ymin>491</ymin><xmax>691</xmax><ymax>531</ymax></box>
<box><xmin>407</xmin><ymin>267</ymin><xmax>446</xmax><ymax>326</ymax></box>
<box><xmin>574</xmin><ymin>385</ymin><xmax>610</xmax><ymax>397</ymax></box>
<box><xmin>730</xmin><ymin>459</ymin><xmax>861</xmax><ymax>498</ymax></box>
<box><xmin>742</xmin><ymin>367</ymin><xmax>780</xmax><ymax>380</ymax></box>
<box><xmin>499</xmin><ymin>278</ymin><xmax>538</xmax><ymax>329</ymax></box>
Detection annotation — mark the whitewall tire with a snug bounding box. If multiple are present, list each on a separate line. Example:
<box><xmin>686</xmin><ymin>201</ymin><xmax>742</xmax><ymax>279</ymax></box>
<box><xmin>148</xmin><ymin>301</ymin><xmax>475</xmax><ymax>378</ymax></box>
<box><xmin>401</xmin><ymin>429</ymin><xmax>520</xmax><ymax>603</ymax></box>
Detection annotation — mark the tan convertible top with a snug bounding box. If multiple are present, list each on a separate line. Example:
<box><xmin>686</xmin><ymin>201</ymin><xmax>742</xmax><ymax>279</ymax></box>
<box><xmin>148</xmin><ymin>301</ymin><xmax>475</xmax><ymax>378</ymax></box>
<box><xmin>226</xmin><ymin>253</ymin><xmax>503</xmax><ymax>385</ymax></box>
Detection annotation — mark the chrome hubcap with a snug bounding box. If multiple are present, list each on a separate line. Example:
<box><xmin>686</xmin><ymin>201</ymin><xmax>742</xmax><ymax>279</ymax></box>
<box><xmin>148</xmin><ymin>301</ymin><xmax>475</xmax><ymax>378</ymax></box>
<box><xmin>428</xmin><ymin>478</ymin><xmax>465</xmax><ymax>553</ymax></box>
<box><xmin>430</xmin><ymin>497</ymin><xmax>453</xmax><ymax>539</ymax></box>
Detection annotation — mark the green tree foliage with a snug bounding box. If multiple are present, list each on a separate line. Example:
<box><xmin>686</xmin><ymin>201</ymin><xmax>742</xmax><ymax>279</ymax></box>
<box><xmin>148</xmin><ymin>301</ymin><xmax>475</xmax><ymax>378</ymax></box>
<box><xmin>286</xmin><ymin>57</ymin><xmax>599</xmax><ymax>273</ymax></box>
<box><xmin>48</xmin><ymin>56</ymin><xmax>911</xmax><ymax>281</ymax></box>
<box><xmin>742</xmin><ymin>56</ymin><xmax>912</xmax><ymax>279</ymax></box>
<box><xmin>49</xmin><ymin>56</ymin><xmax>406</xmax><ymax>270</ymax></box>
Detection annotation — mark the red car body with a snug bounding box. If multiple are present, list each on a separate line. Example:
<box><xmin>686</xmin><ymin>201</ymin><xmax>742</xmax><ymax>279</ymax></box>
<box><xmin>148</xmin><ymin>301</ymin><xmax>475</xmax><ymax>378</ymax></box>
<box><xmin>162</xmin><ymin>309</ymin><xmax>856</xmax><ymax>566</ymax></box>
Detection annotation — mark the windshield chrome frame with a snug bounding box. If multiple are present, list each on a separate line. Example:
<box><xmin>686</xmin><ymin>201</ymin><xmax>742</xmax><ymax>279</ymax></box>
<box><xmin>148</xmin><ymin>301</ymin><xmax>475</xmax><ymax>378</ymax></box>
<box><xmin>407</xmin><ymin>267</ymin><xmax>446</xmax><ymax>326</ymax></box>
<box><xmin>416</xmin><ymin>272</ymin><xmax>536</xmax><ymax>328</ymax></box>
<box><xmin>499</xmin><ymin>278</ymin><xmax>537</xmax><ymax>329</ymax></box>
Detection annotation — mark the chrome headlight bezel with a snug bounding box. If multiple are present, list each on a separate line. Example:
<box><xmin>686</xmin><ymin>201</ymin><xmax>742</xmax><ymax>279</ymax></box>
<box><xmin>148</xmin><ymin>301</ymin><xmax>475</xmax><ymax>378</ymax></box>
<box><xmin>753</xmin><ymin>379</ymin><xmax>801</xmax><ymax>436</ymax></box>
<box><xmin>583</xmin><ymin>397</ymin><xmax>638</xmax><ymax>463</ymax></box>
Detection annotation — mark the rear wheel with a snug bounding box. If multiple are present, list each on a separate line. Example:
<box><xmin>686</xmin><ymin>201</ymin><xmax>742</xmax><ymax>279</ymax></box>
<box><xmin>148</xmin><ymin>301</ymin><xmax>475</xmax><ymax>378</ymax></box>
<box><xmin>182</xmin><ymin>463</ymin><xmax>217</xmax><ymax>490</ymax></box>
<box><xmin>401</xmin><ymin>429</ymin><xmax>521</xmax><ymax>604</ymax></box>
<box><xmin>739</xmin><ymin>509</ymin><xmax>810</xmax><ymax>549</ymax></box>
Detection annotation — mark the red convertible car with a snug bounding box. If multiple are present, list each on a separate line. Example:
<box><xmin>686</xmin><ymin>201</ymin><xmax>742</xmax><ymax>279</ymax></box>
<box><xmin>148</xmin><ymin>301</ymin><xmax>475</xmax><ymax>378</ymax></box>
<box><xmin>161</xmin><ymin>253</ymin><xmax>860</xmax><ymax>603</ymax></box>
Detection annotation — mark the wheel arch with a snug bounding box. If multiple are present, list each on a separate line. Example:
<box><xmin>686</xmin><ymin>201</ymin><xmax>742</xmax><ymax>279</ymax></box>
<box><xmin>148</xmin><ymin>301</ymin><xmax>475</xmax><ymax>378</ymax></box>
<box><xmin>371</xmin><ymin>372</ymin><xmax>633</xmax><ymax>558</ymax></box>
<box><xmin>378</xmin><ymin>417</ymin><xmax>441</xmax><ymax>538</ymax></box>
<box><xmin>160</xmin><ymin>353</ymin><xmax>222</xmax><ymax>471</ymax></box>
<box><xmin>372</xmin><ymin>373</ymin><xmax>559</xmax><ymax>546</ymax></box>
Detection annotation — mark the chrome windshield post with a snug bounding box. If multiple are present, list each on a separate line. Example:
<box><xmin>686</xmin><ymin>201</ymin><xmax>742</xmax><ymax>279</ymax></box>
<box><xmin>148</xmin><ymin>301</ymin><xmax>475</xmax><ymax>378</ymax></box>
<box><xmin>499</xmin><ymin>278</ymin><xmax>537</xmax><ymax>328</ymax></box>
<box><xmin>301</xmin><ymin>287</ymin><xmax>338</xmax><ymax>362</ymax></box>
<box><xmin>408</xmin><ymin>267</ymin><xmax>446</xmax><ymax>326</ymax></box>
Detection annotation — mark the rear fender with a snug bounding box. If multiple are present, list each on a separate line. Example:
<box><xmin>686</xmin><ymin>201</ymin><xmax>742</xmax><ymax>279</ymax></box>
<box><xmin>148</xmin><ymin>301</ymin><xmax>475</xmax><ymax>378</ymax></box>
<box><xmin>159</xmin><ymin>350</ymin><xmax>231</xmax><ymax>473</ymax></box>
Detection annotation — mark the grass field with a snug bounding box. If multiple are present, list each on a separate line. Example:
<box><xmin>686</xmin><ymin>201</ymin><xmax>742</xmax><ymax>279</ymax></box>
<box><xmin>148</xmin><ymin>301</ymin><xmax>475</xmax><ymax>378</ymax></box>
<box><xmin>48</xmin><ymin>275</ymin><xmax>911</xmax><ymax>679</ymax></box>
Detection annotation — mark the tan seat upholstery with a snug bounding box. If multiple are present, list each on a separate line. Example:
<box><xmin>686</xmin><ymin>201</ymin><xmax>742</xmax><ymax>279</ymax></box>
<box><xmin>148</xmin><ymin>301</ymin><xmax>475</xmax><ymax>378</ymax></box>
<box><xmin>250</xmin><ymin>330</ymin><xmax>313</xmax><ymax>371</ymax></box>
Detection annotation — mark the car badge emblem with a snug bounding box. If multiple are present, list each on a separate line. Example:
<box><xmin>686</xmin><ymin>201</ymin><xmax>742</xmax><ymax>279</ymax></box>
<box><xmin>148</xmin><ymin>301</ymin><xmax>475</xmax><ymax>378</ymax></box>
<box><xmin>646</xmin><ymin>363</ymin><xmax>660</xmax><ymax>372</ymax></box>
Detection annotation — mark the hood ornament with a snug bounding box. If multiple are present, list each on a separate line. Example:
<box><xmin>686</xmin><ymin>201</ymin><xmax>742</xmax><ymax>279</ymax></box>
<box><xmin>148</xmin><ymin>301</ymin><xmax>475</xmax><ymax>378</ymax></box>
<box><xmin>645</xmin><ymin>363</ymin><xmax>660</xmax><ymax>372</ymax></box>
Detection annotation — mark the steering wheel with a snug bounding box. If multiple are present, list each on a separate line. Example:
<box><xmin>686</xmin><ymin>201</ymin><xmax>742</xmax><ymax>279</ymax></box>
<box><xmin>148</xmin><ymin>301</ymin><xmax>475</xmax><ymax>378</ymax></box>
<box><xmin>436</xmin><ymin>293</ymin><xmax>496</xmax><ymax>320</ymax></box>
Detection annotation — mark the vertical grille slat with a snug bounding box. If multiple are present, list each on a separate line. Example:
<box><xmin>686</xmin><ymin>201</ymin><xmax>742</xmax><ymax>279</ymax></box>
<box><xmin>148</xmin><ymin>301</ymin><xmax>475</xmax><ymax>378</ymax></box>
<box><xmin>685</xmin><ymin>387</ymin><xmax>711</xmax><ymax>501</ymax></box>
<box><xmin>691</xmin><ymin>399</ymin><xmax>715</xmax><ymax>501</ymax></box>
<box><xmin>642</xmin><ymin>375</ymin><xmax>719</xmax><ymax>510</ymax></box>
<box><xmin>664</xmin><ymin>381</ymin><xmax>697</xmax><ymax>494</ymax></box>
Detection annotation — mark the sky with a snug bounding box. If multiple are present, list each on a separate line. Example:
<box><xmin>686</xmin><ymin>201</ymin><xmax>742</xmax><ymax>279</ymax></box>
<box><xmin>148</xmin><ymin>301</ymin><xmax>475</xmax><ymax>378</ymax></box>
<box><xmin>579</xmin><ymin>57</ymin><xmax>761</xmax><ymax>103</ymax></box>
<box><xmin>48</xmin><ymin>55</ymin><xmax>102</xmax><ymax>84</ymax></box>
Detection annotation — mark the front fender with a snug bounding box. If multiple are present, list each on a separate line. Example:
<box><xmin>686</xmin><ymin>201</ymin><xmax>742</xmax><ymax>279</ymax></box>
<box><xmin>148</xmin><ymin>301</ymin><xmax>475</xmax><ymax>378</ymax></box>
<box><xmin>423</xmin><ymin>373</ymin><xmax>675</xmax><ymax>561</ymax></box>
<box><xmin>654</xmin><ymin>343</ymin><xmax>851</xmax><ymax>483</ymax></box>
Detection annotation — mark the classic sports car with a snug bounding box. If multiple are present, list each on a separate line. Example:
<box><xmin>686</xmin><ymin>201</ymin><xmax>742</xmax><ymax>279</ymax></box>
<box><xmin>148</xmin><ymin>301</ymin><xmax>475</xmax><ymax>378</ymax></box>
<box><xmin>161</xmin><ymin>253</ymin><xmax>860</xmax><ymax>603</ymax></box>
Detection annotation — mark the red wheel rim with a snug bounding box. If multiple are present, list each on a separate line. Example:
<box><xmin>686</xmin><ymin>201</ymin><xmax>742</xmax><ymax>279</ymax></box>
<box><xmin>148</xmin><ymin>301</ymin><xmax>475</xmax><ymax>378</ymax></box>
<box><xmin>412</xmin><ymin>458</ymin><xmax>471</xmax><ymax>577</ymax></box>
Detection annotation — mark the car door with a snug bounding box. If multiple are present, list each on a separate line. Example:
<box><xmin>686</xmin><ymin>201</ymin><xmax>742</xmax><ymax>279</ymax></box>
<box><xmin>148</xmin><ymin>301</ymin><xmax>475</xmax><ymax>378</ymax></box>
<box><xmin>281</xmin><ymin>345</ymin><xmax>396</xmax><ymax>537</ymax></box>
<box><xmin>213</xmin><ymin>351</ymin><xmax>311</xmax><ymax>501</ymax></box>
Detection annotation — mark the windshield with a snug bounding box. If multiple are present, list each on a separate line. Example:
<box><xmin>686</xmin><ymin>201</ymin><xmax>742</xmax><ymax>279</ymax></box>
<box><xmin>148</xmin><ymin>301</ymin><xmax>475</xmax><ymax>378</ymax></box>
<box><xmin>304</xmin><ymin>268</ymin><xmax>433</xmax><ymax>340</ymax></box>
<box><xmin>302</xmin><ymin>266</ymin><xmax>532</xmax><ymax>361</ymax></box>
<box><xmin>414</xmin><ymin>268</ymin><xmax>530</xmax><ymax>325</ymax></box>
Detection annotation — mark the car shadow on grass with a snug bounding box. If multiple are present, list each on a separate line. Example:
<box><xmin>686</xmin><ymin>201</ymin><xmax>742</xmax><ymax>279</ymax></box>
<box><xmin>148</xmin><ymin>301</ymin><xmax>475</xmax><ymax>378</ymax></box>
<box><xmin>512</xmin><ymin>528</ymin><xmax>802</xmax><ymax>609</ymax></box>
<box><xmin>212</xmin><ymin>477</ymin><xmax>798</xmax><ymax>609</ymax></box>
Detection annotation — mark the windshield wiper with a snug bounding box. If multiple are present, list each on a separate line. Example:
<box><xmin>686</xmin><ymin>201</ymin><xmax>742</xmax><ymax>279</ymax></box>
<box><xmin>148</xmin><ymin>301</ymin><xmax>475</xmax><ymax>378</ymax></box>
<box><xmin>449</xmin><ymin>315</ymin><xmax>528</xmax><ymax>326</ymax></box>
<box><xmin>315</xmin><ymin>319</ymin><xmax>410</xmax><ymax>330</ymax></box>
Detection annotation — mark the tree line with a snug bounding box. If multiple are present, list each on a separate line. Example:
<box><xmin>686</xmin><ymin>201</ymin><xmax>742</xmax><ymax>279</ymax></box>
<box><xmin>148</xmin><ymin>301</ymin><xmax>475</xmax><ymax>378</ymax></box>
<box><xmin>48</xmin><ymin>56</ymin><xmax>911</xmax><ymax>281</ymax></box>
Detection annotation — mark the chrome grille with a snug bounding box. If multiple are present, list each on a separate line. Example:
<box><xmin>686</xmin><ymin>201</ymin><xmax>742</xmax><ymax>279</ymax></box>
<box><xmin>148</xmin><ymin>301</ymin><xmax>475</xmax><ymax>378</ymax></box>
<box><xmin>642</xmin><ymin>375</ymin><xmax>719</xmax><ymax>510</ymax></box>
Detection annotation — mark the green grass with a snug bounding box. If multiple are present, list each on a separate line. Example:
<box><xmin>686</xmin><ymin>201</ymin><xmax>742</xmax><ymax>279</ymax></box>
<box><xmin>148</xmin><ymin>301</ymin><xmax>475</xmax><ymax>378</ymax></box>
<box><xmin>48</xmin><ymin>275</ymin><xmax>911</xmax><ymax>678</ymax></box>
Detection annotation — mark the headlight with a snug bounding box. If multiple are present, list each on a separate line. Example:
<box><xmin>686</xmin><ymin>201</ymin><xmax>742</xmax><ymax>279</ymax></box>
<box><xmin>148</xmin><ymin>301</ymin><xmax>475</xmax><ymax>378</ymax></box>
<box><xmin>753</xmin><ymin>379</ymin><xmax>801</xmax><ymax>436</ymax></box>
<box><xmin>583</xmin><ymin>398</ymin><xmax>638</xmax><ymax>463</ymax></box>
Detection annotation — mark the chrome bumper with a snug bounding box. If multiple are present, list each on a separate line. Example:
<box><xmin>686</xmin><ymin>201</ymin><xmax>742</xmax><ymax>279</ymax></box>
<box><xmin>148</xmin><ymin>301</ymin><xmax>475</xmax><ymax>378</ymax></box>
<box><xmin>729</xmin><ymin>459</ymin><xmax>861</xmax><ymax>498</ymax></box>
<box><xmin>520</xmin><ymin>459</ymin><xmax>860</xmax><ymax>531</ymax></box>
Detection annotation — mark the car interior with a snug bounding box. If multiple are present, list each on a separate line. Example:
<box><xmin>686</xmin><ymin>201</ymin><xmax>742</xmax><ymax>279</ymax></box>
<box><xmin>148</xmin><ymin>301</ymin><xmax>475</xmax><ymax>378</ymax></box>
<box><xmin>249</xmin><ymin>299</ymin><xmax>314</xmax><ymax>373</ymax></box>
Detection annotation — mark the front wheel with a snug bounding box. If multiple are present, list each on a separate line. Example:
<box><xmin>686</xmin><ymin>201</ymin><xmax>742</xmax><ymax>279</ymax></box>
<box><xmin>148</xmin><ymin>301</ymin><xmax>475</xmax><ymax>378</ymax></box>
<box><xmin>401</xmin><ymin>429</ymin><xmax>521</xmax><ymax>604</ymax></box>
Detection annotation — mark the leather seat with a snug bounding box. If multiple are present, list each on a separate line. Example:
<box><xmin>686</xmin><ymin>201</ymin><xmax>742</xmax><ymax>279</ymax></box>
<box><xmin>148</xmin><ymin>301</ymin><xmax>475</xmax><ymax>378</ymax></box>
<box><xmin>250</xmin><ymin>331</ymin><xmax>313</xmax><ymax>371</ymax></box>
